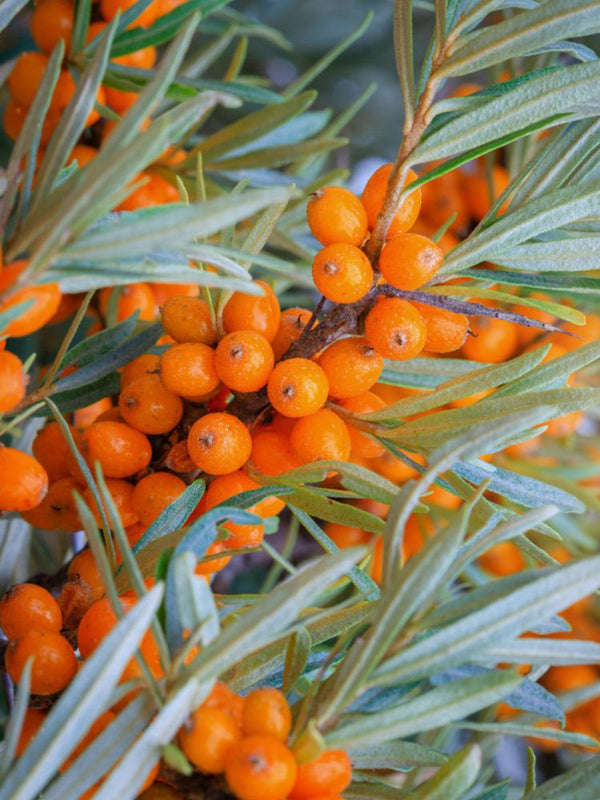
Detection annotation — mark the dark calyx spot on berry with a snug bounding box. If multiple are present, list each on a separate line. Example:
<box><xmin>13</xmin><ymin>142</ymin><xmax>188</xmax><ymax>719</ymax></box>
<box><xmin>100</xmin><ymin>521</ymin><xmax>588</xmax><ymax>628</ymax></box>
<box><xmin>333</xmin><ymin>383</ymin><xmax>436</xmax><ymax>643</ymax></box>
<box><xmin>230</xmin><ymin>345</ymin><xmax>243</xmax><ymax>360</ymax></box>
<box><xmin>393</xmin><ymin>332</ymin><xmax>408</xmax><ymax>347</ymax></box>
<box><xmin>247</xmin><ymin>753</ymin><xmax>268</xmax><ymax>772</ymax></box>
<box><xmin>199</xmin><ymin>431</ymin><xmax>215</xmax><ymax>450</ymax></box>
<box><xmin>322</xmin><ymin>261</ymin><xmax>339</xmax><ymax>276</ymax></box>
<box><xmin>360</xmin><ymin>344</ymin><xmax>377</xmax><ymax>358</ymax></box>
<box><xmin>282</xmin><ymin>384</ymin><xmax>295</xmax><ymax>399</ymax></box>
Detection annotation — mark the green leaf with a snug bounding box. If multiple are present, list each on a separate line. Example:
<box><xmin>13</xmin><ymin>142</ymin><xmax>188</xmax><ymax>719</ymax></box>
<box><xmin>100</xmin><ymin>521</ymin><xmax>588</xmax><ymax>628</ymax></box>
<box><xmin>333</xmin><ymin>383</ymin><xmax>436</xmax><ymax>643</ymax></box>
<box><xmin>488</xmin><ymin>236</ymin><xmax>600</xmax><ymax>272</ymax></box>
<box><xmin>470</xmin><ymin>782</ymin><xmax>510</xmax><ymax>800</ymax></box>
<box><xmin>0</xmin><ymin>660</ymin><xmax>32</xmax><ymax>779</ymax></box>
<box><xmin>463</xmin><ymin>267</ymin><xmax>600</xmax><ymax>296</ymax></box>
<box><xmin>209</xmin><ymin>137</ymin><xmax>347</xmax><ymax>171</ymax></box>
<box><xmin>524</xmin><ymin>755</ymin><xmax>600</xmax><ymax>799</ymax></box>
<box><xmin>50</xmin><ymin>372</ymin><xmax>121</xmax><ymax>414</ymax></box>
<box><xmin>327</xmin><ymin>671</ymin><xmax>521</xmax><ymax>749</ymax></box>
<box><xmin>60</xmin><ymin>313</ymin><xmax>140</xmax><ymax>370</ymax></box>
<box><xmin>453</xmin><ymin>720</ymin><xmax>598</xmax><ymax>749</ymax></box>
<box><xmin>287</xmin><ymin>489</ymin><xmax>385</xmax><ymax>535</ymax></box>
<box><xmin>59</xmin><ymin>188</ymin><xmax>295</xmax><ymax>261</ymax></box>
<box><xmin>110</xmin><ymin>0</ymin><xmax>232</xmax><ymax>55</ymax></box>
<box><xmin>439</xmin><ymin>181</ymin><xmax>600</xmax><ymax>275</ymax></box>
<box><xmin>480</xmin><ymin>638</ymin><xmax>600</xmax><ymax>666</ymax></box>
<box><xmin>69</xmin><ymin>0</ymin><xmax>91</xmax><ymax>55</ymax></box>
<box><xmin>441</xmin><ymin>0</ymin><xmax>600</xmax><ymax>77</ymax></box>
<box><xmin>380</xmin><ymin>357</ymin><xmax>482</xmax><ymax>390</ymax></box>
<box><xmin>132</xmin><ymin>481</ymin><xmax>206</xmax><ymax>554</ymax></box>
<box><xmin>196</xmin><ymin>91</ymin><xmax>316</xmax><ymax>162</ymax></box>
<box><xmin>0</xmin><ymin>587</ymin><xmax>163</xmax><ymax>800</ymax></box>
<box><xmin>348</xmin><ymin>740</ymin><xmax>447</xmax><ymax>770</ymax></box>
<box><xmin>283</xmin><ymin>627</ymin><xmax>311</xmax><ymax>695</ymax></box>
<box><xmin>372</xmin><ymin>553</ymin><xmax>600</xmax><ymax>686</ymax></box>
<box><xmin>410</xmin><ymin>63</ymin><xmax>600</xmax><ymax>167</ymax></box>
<box><xmin>403</xmin><ymin>745</ymin><xmax>481</xmax><ymax>800</ymax></box>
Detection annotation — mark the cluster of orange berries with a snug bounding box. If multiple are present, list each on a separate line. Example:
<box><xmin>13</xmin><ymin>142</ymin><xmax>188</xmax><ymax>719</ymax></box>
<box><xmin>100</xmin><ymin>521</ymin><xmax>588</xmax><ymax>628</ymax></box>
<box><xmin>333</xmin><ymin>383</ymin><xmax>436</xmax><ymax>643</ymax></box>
<box><xmin>0</xmin><ymin>581</ymin><xmax>352</xmax><ymax>799</ymax></box>
<box><xmin>176</xmin><ymin>683</ymin><xmax>352</xmax><ymax>800</ymax></box>
<box><xmin>4</xmin><ymin>0</ymin><xmax>183</xmax><ymax>208</ymax></box>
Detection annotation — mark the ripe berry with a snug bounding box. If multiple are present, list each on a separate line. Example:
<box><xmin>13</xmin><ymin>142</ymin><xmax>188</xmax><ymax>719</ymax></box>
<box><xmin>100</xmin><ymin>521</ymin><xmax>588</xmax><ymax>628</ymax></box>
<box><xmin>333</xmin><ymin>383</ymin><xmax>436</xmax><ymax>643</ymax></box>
<box><xmin>317</xmin><ymin>337</ymin><xmax>383</xmax><ymax>399</ymax></box>
<box><xmin>307</xmin><ymin>186</ymin><xmax>368</xmax><ymax>246</ymax></box>
<box><xmin>67</xmin><ymin>549</ymin><xmax>105</xmax><ymax>602</ymax></box>
<box><xmin>160</xmin><ymin>295</ymin><xmax>216</xmax><ymax>345</ymax></box>
<box><xmin>461</xmin><ymin>310</ymin><xmax>518</xmax><ymax>364</ymax></box>
<box><xmin>413</xmin><ymin>302</ymin><xmax>469</xmax><ymax>353</ymax></box>
<box><xmin>32</xmin><ymin>422</ymin><xmax>73</xmax><ymax>483</ymax></box>
<box><xmin>0</xmin><ymin>262</ymin><xmax>62</xmax><ymax>336</ymax></box>
<box><xmin>0</xmin><ymin>448</ymin><xmax>48</xmax><ymax>512</ymax></box>
<box><xmin>271</xmin><ymin>307</ymin><xmax>313</xmax><ymax>360</ymax></box>
<box><xmin>99</xmin><ymin>283</ymin><xmax>156</xmax><ymax>323</ymax></box>
<box><xmin>121</xmin><ymin>353</ymin><xmax>160</xmax><ymax>389</ymax></box>
<box><xmin>31</xmin><ymin>0</ymin><xmax>73</xmax><ymax>53</ymax></box>
<box><xmin>159</xmin><ymin>342</ymin><xmax>220</xmax><ymax>399</ymax></box>
<box><xmin>61</xmin><ymin>710</ymin><xmax>116</xmax><ymax>772</ymax></box>
<box><xmin>290</xmin><ymin>409</ymin><xmax>351</xmax><ymax>464</ymax></box>
<box><xmin>250</xmin><ymin>430</ymin><xmax>300</xmax><ymax>476</ymax></box>
<box><xmin>78</xmin><ymin>596</ymin><xmax>162</xmax><ymax>681</ymax></box>
<box><xmin>267</xmin><ymin>358</ymin><xmax>329</xmax><ymax>418</ymax></box>
<box><xmin>462</xmin><ymin>164</ymin><xmax>510</xmax><ymax>220</ymax></box>
<box><xmin>132</xmin><ymin>472</ymin><xmax>187</xmax><ymax>527</ymax></box>
<box><xmin>67</xmin><ymin>144</ymin><xmax>98</xmax><ymax>168</ymax></box>
<box><xmin>203</xmin><ymin>681</ymin><xmax>245</xmax><ymax>726</ymax></box>
<box><xmin>21</xmin><ymin>477</ymin><xmax>81</xmax><ymax>532</ymax></box>
<box><xmin>150</xmin><ymin>282</ymin><xmax>199</xmax><ymax>304</ymax></box>
<box><xmin>364</xmin><ymin>297</ymin><xmax>426</xmax><ymax>360</ymax></box>
<box><xmin>324</xmin><ymin>521</ymin><xmax>372</xmax><ymax>549</ymax></box>
<box><xmin>8</xmin><ymin>52</ymin><xmax>48</xmax><ymax>106</ymax></box>
<box><xmin>289</xmin><ymin>749</ymin><xmax>352</xmax><ymax>798</ymax></box>
<box><xmin>0</xmin><ymin>583</ymin><xmax>62</xmax><ymax>641</ymax></box>
<box><xmin>361</xmin><ymin>164</ymin><xmax>421</xmax><ymax>238</ymax></box>
<box><xmin>119</xmin><ymin>374</ymin><xmax>184</xmax><ymax>434</ymax></box>
<box><xmin>242</xmin><ymin>688</ymin><xmax>291</xmax><ymax>742</ymax></box>
<box><xmin>215</xmin><ymin>331</ymin><xmax>275</xmax><ymax>393</ymax></box>
<box><xmin>179</xmin><ymin>706</ymin><xmax>241</xmax><ymax>773</ymax></box>
<box><xmin>73</xmin><ymin>397</ymin><xmax>113</xmax><ymax>430</ymax></box>
<box><xmin>420</xmin><ymin>168</ymin><xmax>469</xmax><ymax>233</ymax></box>
<box><xmin>225</xmin><ymin>736</ymin><xmax>298</xmax><ymax>800</ymax></box>
<box><xmin>5</xmin><ymin>629</ymin><xmax>77</xmax><ymax>695</ymax></box>
<box><xmin>117</xmin><ymin>173</ymin><xmax>179</xmax><ymax>210</ymax></box>
<box><xmin>379</xmin><ymin>233</ymin><xmax>443</xmax><ymax>290</ymax></box>
<box><xmin>223</xmin><ymin>281</ymin><xmax>281</xmax><ymax>343</ymax></box>
<box><xmin>205</xmin><ymin>470</ymin><xmax>284</xmax><ymax>518</ymax></box>
<box><xmin>83</xmin><ymin>478</ymin><xmax>139</xmax><ymax>529</ymax></box>
<box><xmin>100</xmin><ymin>0</ymin><xmax>160</xmax><ymax>27</ymax></box>
<box><xmin>195</xmin><ymin>541</ymin><xmax>232</xmax><ymax>575</ymax></box>
<box><xmin>79</xmin><ymin>421</ymin><xmax>152</xmax><ymax>478</ymax></box>
<box><xmin>0</xmin><ymin>351</ymin><xmax>26</xmax><ymax>413</ymax></box>
<box><xmin>339</xmin><ymin>392</ymin><xmax>386</xmax><ymax>458</ymax></box>
<box><xmin>187</xmin><ymin>413</ymin><xmax>252</xmax><ymax>475</ymax></box>
<box><xmin>312</xmin><ymin>244</ymin><xmax>373</xmax><ymax>303</ymax></box>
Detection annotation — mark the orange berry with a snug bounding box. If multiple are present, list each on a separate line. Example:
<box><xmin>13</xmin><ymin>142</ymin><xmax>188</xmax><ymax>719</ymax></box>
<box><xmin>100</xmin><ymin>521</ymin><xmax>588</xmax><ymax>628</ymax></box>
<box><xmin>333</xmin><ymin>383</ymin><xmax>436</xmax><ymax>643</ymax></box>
<box><xmin>5</xmin><ymin>629</ymin><xmax>77</xmax><ymax>695</ymax></box>
<box><xmin>312</xmin><ymin>244</ymin><xmax>373</xmax><ymax>303</ymax></box>
<box><xmin>8</xmin><ymin>52</ymin><xmax>48</xmax><ymax>106</ymax></box>
<box><xmin>73</xmin><ymin>397</ymin><xmax>113</xmax><ymax>430</ymax></box>
<box><xmin>543</xmin><ymin>665</ymin><xmax>597</xmax><ymax>696</ymax></box>
<box><xmin>0</xmin><ymin>351</ymin><xmax>26</xmax><ymax>413</ymax></box>
<box><xmin>79</xmin><ymin>421</ymin><xmax>152</xmax><ymax>478</ymax></box>
<box><xmin>462</xmin><ymin>164</ymin><xmax>510</xmax><ymax>220</ymax></box>
<box><xmin>21</xmin><ymin>476</ymin><xmax>81</xmax><ymax>532</ymax></box>
<box><xmin>195</xmin><ymin>541</ymin><xmax>232</xmax><ymax>575</ymax></box>
<box><xmin>83</xmin><ymin>478</ymin><xmax>139</xmax><ymax>529</ymax></box>
<box><xmin>159</xmin><ymin>342</ymin><xmax>220</xmax><ymax>399</ymax></box>
<box><xmin>225</xmin><ymin>736</ymin><xmax>298</xmax><ymax>800</ymax></box>
<box><xmin>317</xmin><ymin>337</ymin><xmax>383</xmax><ymax>399</ymax></box>
<box><xmin>132</xmin><ymin>472</ymin><xmax>187</xmax><ymax>527</ymax></box>
<box><xmin>339</xmin><ymin>391</ymin><xmax>386</xmax><ymax>458</ymax></box>
<box><xmin>204</xmin><ymin>681</ymin><xmax>245</xmax><ymax>726</ymax></box>
<box><xmin>67</xmin><ymin>549</ymin><xmax>105</xmax><ymax>602</ymax></box>
<box><xmin>100</xmin><ymin>0</ymin><xmax>160</xmax><ymax>26</ymax></box>
<box><xmin>289</xmin><ymin>750</ymin><xmax>352</xmax><ymax>799</ymax></box>
<box><xmin>160</xmin><ymin>295</ymin><xmax>216</xmax><ymax>345</ymax></box>
<box><xmin>242</xmin><ymin>688</ymin><xmax>291</xmax><ymax>742</ymax></box>
<box><xmin>3</xmin><ymin>99</ymin><xmax>28</xmax><ymax>141</ymax></box>
<box><xmin>187</xmin><ymin>413</ymin><xmax>252</xmax><ymax>475</ymax></box>
<box><xmin>99</xmin><ymin>283</ymin><xmax>156</xmax><ymax>323</ymax></box>
<box><xmin>361</xmin><ymin>164</ymin><xmax>421</xmax><ymax>238</ymax></box>
<box><xmin>271</xmin><ymin>307</ymin><xmax>313</xmax><ymax>360</ymax></box>
<box><xmin>119</xmin><ymin>374</ymin><xmax>184</xmax><ymax>434</ymax></box>
<box><xmin>379</xmin><ymin>233</ymin><xmax>443</xmax><ymax>290</ymax></box>
<box><xmin>223</xmin><ymin>281</ymin><xmax>280</xmax><ymax>343</ymax></box>
<box><xmin>15</xmin><ymin>707</ymin><xmax>46</xmax><ymax>756</ymax></box>
<box><xmin>324</xmin><ymin>521</ymin><xmax>371</xmax><ymax>549</ymax></box>
<box><xmin>451</xmin><ymin>82</ymin><xmax>484</xmax><ymax>97</ymax></box>
<box><xmin>411</xmin><ymin>302</ymin><xmax>469</xmax><ymax>354</ymax></box>
<box><xmin>0</xmin><ymin>262</ymin><xmax>62</xmax><ymax>336</ymax></box>
<box><xmin>420</xmin><ymin>169</ymin><xmax>470</xmax><ymax>233</ymax></box>
<box><xmin>179</xmin><ymin>706</ymin><xmax>241</xmax><ymax>773</ymax></box>
<box><xmin>215</xmin><ymin>330</ymin><xmax>275</xmax><ymax>393</ymax></box>
<box><xmin>61</xmin><ymin>710</ymin><xmax>116</xmax><ymax>772</ymax></box>
<box><xmin>0</xmin><ymin>448</ymin><xmax>48</xmax><ymax>512</ymax></box>
<box><xmin>364</xmin><ymin>297</ymin><xmax>426</xmax><ymax>360</ymax></box>
<box><xmin>479</xmin><ymin>541</ymin><xmax>526</xmax><ymax>577</ymax></box>
<box><xmin>104</xmin><ymin>86</ymin><xmax>139</xmax><ymax>114</ymax></box>
<box><xmin>290</xmin><ymin>409</ymin><xmax>351</xmax><ymax>464</ymax></box>
<box><xmin>116</xmin><ymin>173</ymin><xmax>179</xmax><ymax>210</ymax></box>
<box><xmin>461</xmin><ymin>311</ymin><xmax>518</xmax><ymax>364</ymax></box>
<box><xmin>267</xmin><ymin>358</ymin><xmax>329</xmax><ymax>418</ymax></box>
<box><xmin>150</xmin><ymin>283</ymin><xmax>199</xmax><ymax>305</ymax></box>
<box><xmin>121</xmin><ymin>353</ymin><xmax>160</xmax><ymax>389</ymax></box>
<box><xmin>31</xmin><ymin>0</ymin><xmax>73</xmax><ymax>53</ymax></box>
<box><xmin>205</xmin><ymin>470</ymin><xmax>285</xmax><ymax>519</ymax></box>
<box><xmin>67</xmin><ymin>144</ymin><xmax>98</xmax><ymax>168</ymax></box>
<box><xmin>307</xmin><ymin>186</ymin><xmax>368</xmax><ymax>246</ymax></box>
<box><xmin>250</xmin><ymin>430</ymin><xmax>299</xmax><ymax>476</ymax></box>
<box><xmin>78</xmin><ymin>596</ymin><xmax>162</xmax><ymax>681</ymax></box>
<box><xmin>0</xmin><ymin>583</ymin><xmax>62</xmax><ymax>641</ymax></box>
